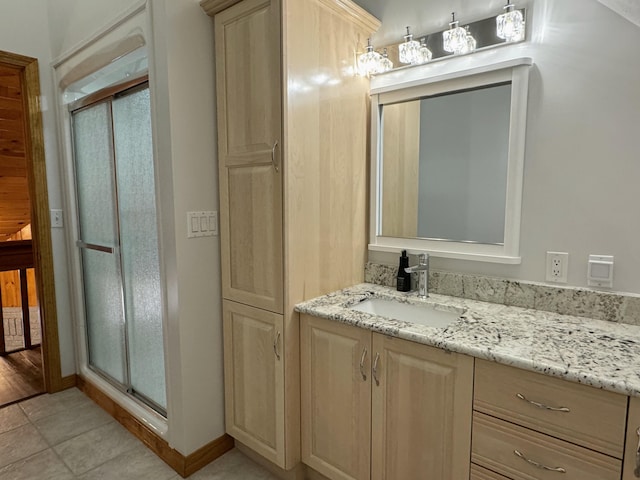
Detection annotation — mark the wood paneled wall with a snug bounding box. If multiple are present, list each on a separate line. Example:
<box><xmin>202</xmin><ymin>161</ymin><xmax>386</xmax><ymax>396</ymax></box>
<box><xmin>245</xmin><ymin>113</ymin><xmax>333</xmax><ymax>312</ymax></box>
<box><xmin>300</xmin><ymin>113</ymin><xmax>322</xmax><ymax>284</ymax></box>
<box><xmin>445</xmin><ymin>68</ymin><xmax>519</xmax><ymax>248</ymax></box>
<box><xmin>0</xmin><ymin>64</ymin><xmax>31</xmax><ymax>240</ymax></box>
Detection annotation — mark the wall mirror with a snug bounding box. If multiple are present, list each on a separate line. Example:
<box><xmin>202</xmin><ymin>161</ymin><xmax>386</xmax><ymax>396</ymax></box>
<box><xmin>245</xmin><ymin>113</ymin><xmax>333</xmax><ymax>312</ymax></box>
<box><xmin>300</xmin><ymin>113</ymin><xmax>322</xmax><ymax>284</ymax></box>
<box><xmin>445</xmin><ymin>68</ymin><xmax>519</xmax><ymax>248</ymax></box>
<box><xmin>369</xmin><ymin>57</ymin><xmax>532</xmax><ymax>263</ymax></box>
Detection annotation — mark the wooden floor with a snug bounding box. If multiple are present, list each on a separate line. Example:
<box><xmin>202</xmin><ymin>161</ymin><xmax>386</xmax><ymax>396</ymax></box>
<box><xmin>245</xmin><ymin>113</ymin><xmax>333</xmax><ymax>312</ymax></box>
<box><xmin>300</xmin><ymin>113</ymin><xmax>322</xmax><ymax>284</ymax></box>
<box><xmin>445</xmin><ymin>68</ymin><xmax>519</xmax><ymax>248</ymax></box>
<box><xmin>0</xmin><ymin>346</ymin><xmax>44</xmax><ymax>407</ymax></box>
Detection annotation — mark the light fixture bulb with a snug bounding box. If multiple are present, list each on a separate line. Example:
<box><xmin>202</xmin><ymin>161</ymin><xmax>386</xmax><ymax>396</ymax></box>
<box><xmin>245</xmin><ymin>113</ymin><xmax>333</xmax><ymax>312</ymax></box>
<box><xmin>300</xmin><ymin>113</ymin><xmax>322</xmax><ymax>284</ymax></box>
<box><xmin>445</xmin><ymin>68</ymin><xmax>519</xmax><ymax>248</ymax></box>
<box><xmin>399</xmin><ymin>26</ymin><xmax>421</xmax><ymax>64</ymax></box>
<box><xmin>496</xmin><ymin>1</ymin><xmax>525</xmax><ymax>42</ymax></box>
<box><xmin>417</xmin><ymin>38</ymin><xmax>432</xmax><ymax>64</ymax></box>
<box><xmin>442</xmin><ymin>13</ymin><xmax>468</xmax><ymax>55</ymax></box>
<box><xmin>378</xmin><ymin>49</ymin><xmax>393</xmax><ymax>72</ymax></box>
<box><xmin>358</xmin><ymin>38</ymin><xmax>382</xmax><ymax>76</ymax></box>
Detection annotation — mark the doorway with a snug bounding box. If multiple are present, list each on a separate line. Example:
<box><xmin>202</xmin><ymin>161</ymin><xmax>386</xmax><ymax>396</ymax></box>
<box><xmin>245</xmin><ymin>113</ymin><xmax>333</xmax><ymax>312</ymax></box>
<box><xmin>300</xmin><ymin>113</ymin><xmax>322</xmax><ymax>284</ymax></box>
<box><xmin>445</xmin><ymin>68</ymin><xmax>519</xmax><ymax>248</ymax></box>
<box><xmin>0</xmin><ymin>50</ymin><xmax>63</xmax><ymax>404</ymax></box>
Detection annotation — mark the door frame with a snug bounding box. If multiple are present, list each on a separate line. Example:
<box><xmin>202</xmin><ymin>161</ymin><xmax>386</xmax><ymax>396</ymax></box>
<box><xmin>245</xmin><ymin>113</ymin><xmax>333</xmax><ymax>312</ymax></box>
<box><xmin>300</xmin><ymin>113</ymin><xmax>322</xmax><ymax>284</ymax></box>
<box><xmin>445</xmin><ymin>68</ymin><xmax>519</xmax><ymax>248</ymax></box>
<box><xmin>0</xmin><ymin>50</ymin><xmax>64</xmax><ymax>393</ymax></box>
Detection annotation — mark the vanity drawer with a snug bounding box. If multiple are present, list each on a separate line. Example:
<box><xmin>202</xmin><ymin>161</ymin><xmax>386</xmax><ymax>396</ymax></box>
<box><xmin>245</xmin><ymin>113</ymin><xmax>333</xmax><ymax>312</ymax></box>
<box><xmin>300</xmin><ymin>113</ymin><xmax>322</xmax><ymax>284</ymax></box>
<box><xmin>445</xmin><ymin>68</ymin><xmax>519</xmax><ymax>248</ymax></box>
<box><xmin>470</xmin><ymin>463</ymin><xmax>511</xmax><ymax>480</ymax></box>
<box><xmin>472</xmin><ymin>412</ymin><xmax>621</xmax><ymax>480</ymax></box>
<box><xmin>474</xmin><ymin>359</ymin><xmax>627</xmax><ymax>457</ymax></box>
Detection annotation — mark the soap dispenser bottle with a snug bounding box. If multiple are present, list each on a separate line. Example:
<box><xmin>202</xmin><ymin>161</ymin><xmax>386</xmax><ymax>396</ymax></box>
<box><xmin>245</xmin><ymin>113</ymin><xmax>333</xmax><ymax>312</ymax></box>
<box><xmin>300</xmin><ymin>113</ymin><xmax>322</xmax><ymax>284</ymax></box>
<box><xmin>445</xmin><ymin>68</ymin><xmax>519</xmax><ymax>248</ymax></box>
<box><xmin>396</xmin><ymin>250</ymin><xmax>411</xmax><ymax>292</ymax></box>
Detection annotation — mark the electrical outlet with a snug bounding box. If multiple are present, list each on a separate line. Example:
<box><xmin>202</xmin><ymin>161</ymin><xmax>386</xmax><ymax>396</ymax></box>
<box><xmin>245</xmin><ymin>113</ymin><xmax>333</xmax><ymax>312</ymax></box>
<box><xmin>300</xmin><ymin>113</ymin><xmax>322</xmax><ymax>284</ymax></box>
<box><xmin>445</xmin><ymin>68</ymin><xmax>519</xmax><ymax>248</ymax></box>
<box><xmin>546</xmin><ymin>251</ymin><xmax>568</xmax><ymax>283</ymax></box>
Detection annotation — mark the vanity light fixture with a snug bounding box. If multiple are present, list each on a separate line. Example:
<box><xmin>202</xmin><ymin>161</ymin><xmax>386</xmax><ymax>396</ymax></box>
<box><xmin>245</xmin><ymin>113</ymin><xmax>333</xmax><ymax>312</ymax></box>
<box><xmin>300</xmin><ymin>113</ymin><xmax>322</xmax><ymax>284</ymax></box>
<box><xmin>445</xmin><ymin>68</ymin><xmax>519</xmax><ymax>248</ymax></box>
<box><xmin>399</xmin><ymin>26</ymin><xmax>421</xmax><ymax>64</ymax></box>
<box><xmin>442</xmin><ymin>12</ymin><xmax>468</xmax><ymax>55</ymax></box>
<box><xmin>417</xmin><ymin>37</ymin><xmax>432</xmax><ymax>64</ymax></box>
<box><xmin>496</xmin><ymin>0</ymin><xmax>525</xmax><ymax>42</ymax></box>
<box><xmin>378</xmin><ymin>48</ymin><xmax>394</xmax><ymax>72</ymax></box>
<box><xmin>358</xmin><ymin>38</ymin><xmax>382</xmax><ymax>76</ymax></box>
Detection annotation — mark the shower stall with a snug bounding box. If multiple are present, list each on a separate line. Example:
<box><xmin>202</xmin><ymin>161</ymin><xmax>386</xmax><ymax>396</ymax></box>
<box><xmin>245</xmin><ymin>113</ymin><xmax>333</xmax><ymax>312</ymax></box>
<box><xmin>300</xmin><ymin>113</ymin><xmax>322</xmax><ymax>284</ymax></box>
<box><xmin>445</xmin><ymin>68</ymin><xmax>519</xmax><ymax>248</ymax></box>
<box><xmin>70</xmin><ymin>80</ymin><xmax>166</xmax><ymax>415</ymax></box>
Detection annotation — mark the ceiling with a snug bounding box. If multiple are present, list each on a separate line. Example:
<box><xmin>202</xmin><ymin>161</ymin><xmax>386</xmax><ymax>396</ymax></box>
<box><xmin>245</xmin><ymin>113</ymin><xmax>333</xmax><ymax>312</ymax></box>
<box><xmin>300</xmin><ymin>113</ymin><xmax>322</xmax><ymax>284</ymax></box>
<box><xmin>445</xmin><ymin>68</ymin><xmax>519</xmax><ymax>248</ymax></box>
<box><xmin>0</xmin><ymin>63</ymin><xmax>31</xmax><ymax>241</ymax></box>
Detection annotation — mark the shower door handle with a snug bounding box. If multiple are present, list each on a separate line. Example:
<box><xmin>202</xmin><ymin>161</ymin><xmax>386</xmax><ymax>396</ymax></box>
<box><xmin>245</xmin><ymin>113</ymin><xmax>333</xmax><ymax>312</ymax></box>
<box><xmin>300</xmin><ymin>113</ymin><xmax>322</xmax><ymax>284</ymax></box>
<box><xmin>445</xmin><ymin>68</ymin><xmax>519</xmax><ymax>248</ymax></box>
<box><xmin>76</xmin><ymin>240</ymin><xmax>114</xmax><ymax>254</ymax></box>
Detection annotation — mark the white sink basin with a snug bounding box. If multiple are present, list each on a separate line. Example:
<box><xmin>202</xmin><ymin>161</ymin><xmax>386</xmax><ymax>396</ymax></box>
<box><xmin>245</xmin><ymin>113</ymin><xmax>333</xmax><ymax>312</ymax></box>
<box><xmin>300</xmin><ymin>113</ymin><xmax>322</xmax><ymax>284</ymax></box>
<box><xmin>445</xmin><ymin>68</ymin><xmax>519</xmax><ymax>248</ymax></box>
<box><xmin>349</xmin><ymin>298</ymin><xmax>462</xmax><ymax>328</ymax></box>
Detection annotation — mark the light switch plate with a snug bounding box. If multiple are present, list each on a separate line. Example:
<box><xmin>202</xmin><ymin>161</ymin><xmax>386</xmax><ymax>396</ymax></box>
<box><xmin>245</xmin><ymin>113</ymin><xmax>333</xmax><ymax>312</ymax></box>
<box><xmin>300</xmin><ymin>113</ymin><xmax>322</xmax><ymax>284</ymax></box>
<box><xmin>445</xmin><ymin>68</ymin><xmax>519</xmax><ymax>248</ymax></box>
<box><xmin>50</xmin><ymin>209</ymin><xmax>63</xmax><ymax>228</ymax></box>
<box><xmin>187</xmin><ymin>211</ymin><xmax>218</xmax><ymax>238</ymax></box>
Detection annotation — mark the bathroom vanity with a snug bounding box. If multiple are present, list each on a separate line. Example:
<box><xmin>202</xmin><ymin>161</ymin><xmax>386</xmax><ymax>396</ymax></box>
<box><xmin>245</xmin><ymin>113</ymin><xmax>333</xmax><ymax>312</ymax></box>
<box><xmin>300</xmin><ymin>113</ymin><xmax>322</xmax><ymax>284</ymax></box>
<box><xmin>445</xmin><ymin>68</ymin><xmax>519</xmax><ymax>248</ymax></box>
<box><xmin>296</xmin><ymin>283</ymin><xmax>640</xmax><ymax>480</ymax></box>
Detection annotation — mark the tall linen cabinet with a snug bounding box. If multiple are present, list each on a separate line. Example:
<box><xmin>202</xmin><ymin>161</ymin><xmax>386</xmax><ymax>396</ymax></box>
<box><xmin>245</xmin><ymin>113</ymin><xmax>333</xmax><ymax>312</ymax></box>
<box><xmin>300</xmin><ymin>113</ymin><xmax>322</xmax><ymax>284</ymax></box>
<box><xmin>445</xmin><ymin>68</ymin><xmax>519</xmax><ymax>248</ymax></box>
<box><xmin>200</xmin><ymin>0</ymin><xmax>380</xmax><ymax>469</ymax></box>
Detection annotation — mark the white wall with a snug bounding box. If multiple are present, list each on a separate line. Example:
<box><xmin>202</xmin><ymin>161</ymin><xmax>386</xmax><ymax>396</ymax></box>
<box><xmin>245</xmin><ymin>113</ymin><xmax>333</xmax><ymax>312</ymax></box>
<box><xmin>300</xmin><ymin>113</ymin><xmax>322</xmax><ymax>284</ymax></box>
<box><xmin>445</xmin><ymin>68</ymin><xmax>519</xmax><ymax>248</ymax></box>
<box><xmin>47</xmin><ymin>0</ymin><xmax>144</xmax><ymax>60</ymax></box>
<box><xmin>0</xmin><ymin>0</ymin><xmax>76</xmax><ymax>377</ymax></box>
<box><xmin>358</xmin><ymin>0</ymin><xmax>640</xmax><ymax>294</ymax></box>
<box><xmin>149</xmin><ymin>0</ymin><xmax>225</xmax><ymax>454</ymax></box>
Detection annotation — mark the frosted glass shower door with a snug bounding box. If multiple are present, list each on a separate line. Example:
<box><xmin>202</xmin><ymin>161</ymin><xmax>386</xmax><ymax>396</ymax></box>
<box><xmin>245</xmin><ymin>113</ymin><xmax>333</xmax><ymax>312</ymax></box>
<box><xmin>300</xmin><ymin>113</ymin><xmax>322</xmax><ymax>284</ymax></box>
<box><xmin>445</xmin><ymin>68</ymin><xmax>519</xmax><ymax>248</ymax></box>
<box><xmin>72</xmin><ymin>82</ymin><xmax>166</xmax><ymax>413</ymax></box>
<box><xmin>112</xmin><ymin>88</ymin><xmax>166</xmax><ymax>410</ymax></box>
<box><xmin>73</xmin><ymin>103</ymin><xmax>127</xmax><ymax>385</ymax></box>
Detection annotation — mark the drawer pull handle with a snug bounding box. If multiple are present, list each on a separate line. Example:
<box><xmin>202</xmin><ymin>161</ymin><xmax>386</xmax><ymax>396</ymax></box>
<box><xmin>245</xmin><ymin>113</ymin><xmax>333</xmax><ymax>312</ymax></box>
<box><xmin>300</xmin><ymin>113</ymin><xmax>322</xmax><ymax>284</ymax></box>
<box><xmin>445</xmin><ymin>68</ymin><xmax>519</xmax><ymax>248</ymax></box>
<box><xmin>273</xmin><ymin>331</ymin><xmax>281</xmax><ymax>360</ymax></box>
<box><xmin>516</xmin><ymin>393</ymin><xmax>570</xmax><ymax>412</ymax></box>
<box><xmin>271</xmin><ymin>141</ymin><xmax>279</xmax><ymax>172</ymax></box>
<box><xmin>372</xmin><ymin>352</ymin><xmax>380</xmax><ymax>386</ymax></box>
<box><xmin>359</xmin><ymin>348</ymin><xmax>367</xmax><ymax>381</ymax></box>
<box><xmin>634</xmin><ymin>427</ymin><xmax>640</xmax><ymax>477</ymax></box>
<box><xmin>514</xmin><ymin>449</ymin><xmax>566</xmax><ymax>473</ymax></box>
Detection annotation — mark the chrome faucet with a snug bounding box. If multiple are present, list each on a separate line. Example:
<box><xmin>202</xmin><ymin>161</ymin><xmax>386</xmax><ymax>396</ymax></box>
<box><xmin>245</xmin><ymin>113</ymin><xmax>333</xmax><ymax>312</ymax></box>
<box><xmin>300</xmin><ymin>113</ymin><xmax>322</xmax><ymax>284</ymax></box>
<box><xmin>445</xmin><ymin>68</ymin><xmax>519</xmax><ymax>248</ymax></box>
<box><xmin>405</xmin><ymin>253</ymin><xmax>429</xmax><ymax>298</ymax></box>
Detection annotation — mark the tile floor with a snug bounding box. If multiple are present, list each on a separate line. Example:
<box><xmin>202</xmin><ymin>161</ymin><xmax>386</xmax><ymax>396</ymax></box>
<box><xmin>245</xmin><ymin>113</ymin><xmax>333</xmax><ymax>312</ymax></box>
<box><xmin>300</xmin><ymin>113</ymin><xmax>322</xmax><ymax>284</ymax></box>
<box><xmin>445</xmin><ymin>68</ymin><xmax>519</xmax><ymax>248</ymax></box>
<box><xmin>0</xmin><ymin>388</ymin><xmax>279</xmax><ymax>479</ymax></box>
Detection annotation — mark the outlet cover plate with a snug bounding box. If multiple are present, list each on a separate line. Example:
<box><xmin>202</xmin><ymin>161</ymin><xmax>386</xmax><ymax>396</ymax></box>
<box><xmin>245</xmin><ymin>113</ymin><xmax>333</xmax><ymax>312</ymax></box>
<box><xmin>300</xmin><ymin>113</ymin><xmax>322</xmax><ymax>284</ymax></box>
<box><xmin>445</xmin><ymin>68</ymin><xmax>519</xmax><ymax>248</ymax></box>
<box><xmin>546</xmin><ymin>251</ymin><xmax>568</xmax><ymax>283</ymax></box>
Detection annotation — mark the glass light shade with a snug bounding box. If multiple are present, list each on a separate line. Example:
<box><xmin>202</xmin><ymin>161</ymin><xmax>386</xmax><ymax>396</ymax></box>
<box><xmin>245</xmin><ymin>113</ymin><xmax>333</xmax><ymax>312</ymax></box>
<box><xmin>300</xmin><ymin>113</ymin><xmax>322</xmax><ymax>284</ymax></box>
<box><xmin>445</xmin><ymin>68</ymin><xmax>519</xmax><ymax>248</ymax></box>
<box><xmin>417</xmin><ymin>38</ymin><xmax>432</xmax><ymax>64</ymax></box>
<box><xmin>497</xmin><ymin>4</ymin><xmax>525</xmax><ymax>42</ymax></box>
<box><xmin>399</xmin><ymin>27</ymin><xmax>421</xmax><ymax>64</ymax></box>
<box><xmin>442</xmin><ymin>16</ymin><xmax>468</xmax><ymax>54</ymax></box>
<box><xmin>464</xmin><ymin>28</ymin><xmax>477</xmax><ymax>54</ymax></box>
<box><xmin>378</xmin><ymin>49</ymin><xmax>393</xmax><ymax>72</ymax></box>
<box><xmin>358</xmin><ymin>40</ymin><xmax>382</xmax><ymax>76</ymax></box>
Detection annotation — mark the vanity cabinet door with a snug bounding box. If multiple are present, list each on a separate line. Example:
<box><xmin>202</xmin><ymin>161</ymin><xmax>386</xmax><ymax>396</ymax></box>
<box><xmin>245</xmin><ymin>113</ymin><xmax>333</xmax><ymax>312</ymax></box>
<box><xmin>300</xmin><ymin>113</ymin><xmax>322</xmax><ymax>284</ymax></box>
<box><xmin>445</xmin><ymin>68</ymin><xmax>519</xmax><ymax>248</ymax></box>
<box><xmin>223</xmin><ymin>300</ymin><xmax>285</xmax><ymax>466</ymax></box>
<box><xmin>370</xmin><ymin>334</ymin><xmax>474</xmax><ymax>480</ymax></box>
<box><xmin>301</xmin><ymin>314</ymin><xmax>371</xmax><ymax>480</ymax></box>
<box><xmin>623</xmin><ymin>396</ymin><xmax>640</xmax><ymax>479</ymax></box>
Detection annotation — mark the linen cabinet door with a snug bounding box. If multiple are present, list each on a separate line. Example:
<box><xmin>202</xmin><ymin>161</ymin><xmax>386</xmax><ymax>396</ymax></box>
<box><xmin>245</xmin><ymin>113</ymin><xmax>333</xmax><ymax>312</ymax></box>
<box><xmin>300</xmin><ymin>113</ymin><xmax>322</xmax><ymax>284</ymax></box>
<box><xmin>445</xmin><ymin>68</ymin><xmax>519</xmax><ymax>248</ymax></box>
<box><xmin>215</xmin><ymin>0</ymin><xmax>283</xmax><ymax>313</ymax></box>
<box><xmin>223</xmin><ymin>300</ymin><xmax>285</xmax><ymax>466</ymax></box>
<box><xmin>370</xmin><ymin>334</ymin><xmax>473</xmax><ymax>480</ymax></box>
<box><xmin>301</xmin><ymin>315</ymin><xmax>371</xmax><ymax>480</ymax></box>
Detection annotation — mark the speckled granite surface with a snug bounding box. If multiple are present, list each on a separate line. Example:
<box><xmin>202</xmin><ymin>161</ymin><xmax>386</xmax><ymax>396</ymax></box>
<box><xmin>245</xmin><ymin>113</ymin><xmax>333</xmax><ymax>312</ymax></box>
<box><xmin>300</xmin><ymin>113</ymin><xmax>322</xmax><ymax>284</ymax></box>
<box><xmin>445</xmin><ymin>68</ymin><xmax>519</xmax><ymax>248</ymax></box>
<box><xmin>295</xmin><ymin>283</ymin><xmax>640</xmax><ymax>397</ymax></box>
<box><xmin>365</xmin><ymin>262</ymin><xmax>640</xmax><ymax>326</ymax></box>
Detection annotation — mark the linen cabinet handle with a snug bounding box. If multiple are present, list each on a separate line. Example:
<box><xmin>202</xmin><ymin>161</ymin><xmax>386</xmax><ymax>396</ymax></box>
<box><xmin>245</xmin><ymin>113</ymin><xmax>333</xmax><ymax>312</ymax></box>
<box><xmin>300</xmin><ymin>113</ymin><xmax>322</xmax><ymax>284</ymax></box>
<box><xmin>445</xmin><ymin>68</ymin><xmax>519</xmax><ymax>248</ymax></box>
<box><xmin>271</xmin><ymin>141</ymin><xmax>279</xmax><ymax>172</ymax></box>
<box><xmin>514</xmin><ymin>449</ymin><xmax>566</xmax><ymax>473</ymax></box>
<box><xmin>372</xmin><ymin>352</ymin><xmax>380</xmax><ymax>386</ymax></box>
<box><xmin>273</xmin><ymin>331</ymin><xmax>281</xmax><ymax>360</ymax></box>
<box><xmin>516</xmin><ymin>393</ymin><xmax>570</xmax><ymax>412</ymax></box>
<box><xmin>359</xmin><ymin>348</ymin><xmax>367</xmax><ymax>381</ymax></box>
<box><xmin>634</xmin><ymin>427</ymin><xmax>640</xmax><ymax>477</ymax></box>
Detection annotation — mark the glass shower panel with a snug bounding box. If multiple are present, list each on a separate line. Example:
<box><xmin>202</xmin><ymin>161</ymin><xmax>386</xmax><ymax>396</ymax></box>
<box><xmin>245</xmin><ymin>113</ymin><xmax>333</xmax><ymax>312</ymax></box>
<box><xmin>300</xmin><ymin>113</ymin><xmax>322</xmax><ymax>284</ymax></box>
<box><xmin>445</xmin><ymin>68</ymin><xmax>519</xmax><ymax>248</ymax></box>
<box><xmin>72</xmin><ymin>103</ymin><xmax>118</xmax><ymax>247</ymax></box>
<box><xmin>112</xmin><ymin>88</ymin><xmax>166</xmax><ymax>409</ymax></box>
<box><xmin>72</xmin><ymin>102</ymin><xmax>127</xmax><ymax>384</ymax></box>
<box><xmin>81</xmin><ymin>249</ymin><xmax>127</xmax><ymax>383</ymax></box>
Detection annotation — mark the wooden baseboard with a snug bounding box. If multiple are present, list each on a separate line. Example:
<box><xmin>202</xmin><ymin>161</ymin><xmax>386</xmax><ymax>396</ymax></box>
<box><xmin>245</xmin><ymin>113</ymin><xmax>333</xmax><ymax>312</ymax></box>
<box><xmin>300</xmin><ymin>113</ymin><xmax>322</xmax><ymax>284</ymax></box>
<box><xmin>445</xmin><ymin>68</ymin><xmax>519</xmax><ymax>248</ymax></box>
<box><xmin>77</xmin><ymin>376</ymin><xmax>234</xmax><ymax>477</ymax></box>
<box><xmin>60</xmin><ymin>374</ymin><xmax>77</xmax><ymax>390</ymax></box>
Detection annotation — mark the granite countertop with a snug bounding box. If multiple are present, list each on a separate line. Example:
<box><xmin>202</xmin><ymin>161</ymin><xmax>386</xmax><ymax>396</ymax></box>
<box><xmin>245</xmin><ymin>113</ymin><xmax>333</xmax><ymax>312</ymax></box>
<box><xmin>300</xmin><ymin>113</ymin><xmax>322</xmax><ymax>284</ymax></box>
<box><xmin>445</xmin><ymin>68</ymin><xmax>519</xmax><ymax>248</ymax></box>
<box><xmin>295</xmin><ymin>283</ymin><xmax>640</xmax><ymax>397</ymax></box>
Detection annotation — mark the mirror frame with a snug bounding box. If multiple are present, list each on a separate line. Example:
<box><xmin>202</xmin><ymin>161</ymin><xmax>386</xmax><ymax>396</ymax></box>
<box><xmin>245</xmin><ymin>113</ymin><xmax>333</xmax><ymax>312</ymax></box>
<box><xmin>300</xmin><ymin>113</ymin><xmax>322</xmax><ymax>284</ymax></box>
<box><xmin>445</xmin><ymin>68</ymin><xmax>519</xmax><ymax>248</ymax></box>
<box><xmin>369</xmin><ymin>56</ymin><xmax>532</xmax><ymax>264</ymax></box>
